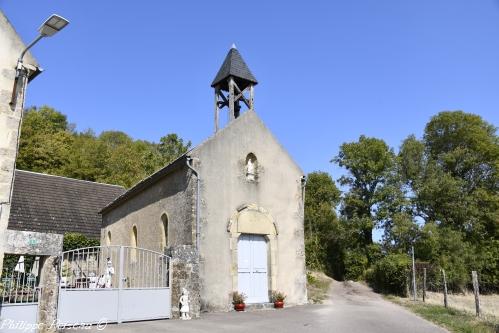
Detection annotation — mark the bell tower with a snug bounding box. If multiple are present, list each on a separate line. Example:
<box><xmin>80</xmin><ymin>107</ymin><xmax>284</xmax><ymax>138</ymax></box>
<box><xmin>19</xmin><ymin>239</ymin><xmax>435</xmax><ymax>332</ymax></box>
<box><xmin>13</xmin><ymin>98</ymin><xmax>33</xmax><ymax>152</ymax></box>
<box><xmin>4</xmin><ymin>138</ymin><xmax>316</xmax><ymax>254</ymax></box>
<box><xmin>211</xmin><ymin>45</ymin><xmax>258</xmax><ymax>132</ymax></box>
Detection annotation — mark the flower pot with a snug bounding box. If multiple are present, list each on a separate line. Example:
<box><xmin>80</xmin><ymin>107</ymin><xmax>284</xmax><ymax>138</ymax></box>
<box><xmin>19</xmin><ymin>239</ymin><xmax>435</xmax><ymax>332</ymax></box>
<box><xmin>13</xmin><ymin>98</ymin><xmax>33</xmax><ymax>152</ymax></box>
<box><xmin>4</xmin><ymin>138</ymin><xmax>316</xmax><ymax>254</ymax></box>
<box><xmin>274</xmin><ymin>301</ymin><xmax>284</xmax><ymax>309</ymax></box>
<box><xmin>234</xmin><ymin>303</ymin><xmax>245</xmax><ymax>312</ymax></box>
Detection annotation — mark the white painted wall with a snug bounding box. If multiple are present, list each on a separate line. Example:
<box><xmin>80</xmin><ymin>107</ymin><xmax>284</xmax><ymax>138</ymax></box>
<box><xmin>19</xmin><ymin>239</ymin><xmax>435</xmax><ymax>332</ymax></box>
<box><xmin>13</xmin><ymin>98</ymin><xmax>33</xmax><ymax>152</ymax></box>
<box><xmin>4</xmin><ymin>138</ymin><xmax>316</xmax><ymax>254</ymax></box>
<box><xmin>192</xmin><ymin>110</ymin><xmax>307</xmax><ymax>311</ymax></box>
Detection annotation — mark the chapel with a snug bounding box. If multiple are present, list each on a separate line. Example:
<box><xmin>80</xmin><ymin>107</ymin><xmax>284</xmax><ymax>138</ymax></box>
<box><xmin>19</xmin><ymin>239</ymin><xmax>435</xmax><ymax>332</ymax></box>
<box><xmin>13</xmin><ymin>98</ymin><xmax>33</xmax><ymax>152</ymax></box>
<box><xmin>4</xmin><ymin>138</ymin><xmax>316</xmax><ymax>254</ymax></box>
<box><xmin>100</xmin><ymin>46</ymin><xmax>307</xmax><ymax>311</ymax></box>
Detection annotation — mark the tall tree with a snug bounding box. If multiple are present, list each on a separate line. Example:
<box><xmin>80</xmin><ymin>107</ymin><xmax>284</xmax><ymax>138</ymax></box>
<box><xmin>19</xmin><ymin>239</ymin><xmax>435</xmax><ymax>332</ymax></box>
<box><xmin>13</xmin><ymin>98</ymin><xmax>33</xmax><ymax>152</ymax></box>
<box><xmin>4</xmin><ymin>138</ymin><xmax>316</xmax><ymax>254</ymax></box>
<box><xmin>399</xmin><ymin>111</ymin><xmax>499</xmax><ymax>240</ymax></box>
<box><xmin>398</xmin><ymin>111</ymin><xmax>499</xmax><ymax>291</ymax></box>
<box><xmin>304</xmin><ymin>172</ymin><xmax>341</xmax><ymax>272</ymax></box>
<box><xmin>333</xmin><ymin>135</ymin><xmax>397</xmax><ymax>245</ymax></box>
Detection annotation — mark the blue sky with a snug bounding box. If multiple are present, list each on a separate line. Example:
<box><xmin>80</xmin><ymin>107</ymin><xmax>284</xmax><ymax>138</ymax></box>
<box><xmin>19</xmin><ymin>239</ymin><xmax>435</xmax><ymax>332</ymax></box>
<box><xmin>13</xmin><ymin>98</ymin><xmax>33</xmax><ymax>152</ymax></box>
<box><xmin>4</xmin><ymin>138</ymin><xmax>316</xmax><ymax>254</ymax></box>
<box><xmin>3</xmin><ymin>1</ymin><xmax>499</xmax><ymax>239</ymax></box>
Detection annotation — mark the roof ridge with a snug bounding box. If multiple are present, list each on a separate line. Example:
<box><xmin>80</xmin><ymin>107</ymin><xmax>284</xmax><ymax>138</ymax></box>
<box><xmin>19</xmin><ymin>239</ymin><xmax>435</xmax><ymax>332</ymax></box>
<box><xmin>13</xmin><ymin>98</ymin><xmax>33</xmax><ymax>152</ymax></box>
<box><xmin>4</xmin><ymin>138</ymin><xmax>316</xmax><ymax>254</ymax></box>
<box><xmin>15</xmin><ymin>169</ymin><xmax>125</xmax><ymax>189</ymax></box>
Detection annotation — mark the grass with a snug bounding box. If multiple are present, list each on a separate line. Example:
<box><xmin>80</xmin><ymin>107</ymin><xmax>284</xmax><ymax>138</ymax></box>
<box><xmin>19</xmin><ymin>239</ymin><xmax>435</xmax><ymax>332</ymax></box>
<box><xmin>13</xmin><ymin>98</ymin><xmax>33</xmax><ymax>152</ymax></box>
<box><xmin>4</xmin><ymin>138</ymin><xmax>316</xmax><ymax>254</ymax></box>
<box><xmin>424</xmin><ymin>291</ymin><xmax>499</xmax><ymax>318</ymax></box>
<box><xmin>386</xmin><ymin>296</ymin><xmax>499</xmax><ymax>333</ymax></box>
<box><xmin>306</xmin><ymin>271</ymin><xmax>332</xmax><ymax>304</ymax></box>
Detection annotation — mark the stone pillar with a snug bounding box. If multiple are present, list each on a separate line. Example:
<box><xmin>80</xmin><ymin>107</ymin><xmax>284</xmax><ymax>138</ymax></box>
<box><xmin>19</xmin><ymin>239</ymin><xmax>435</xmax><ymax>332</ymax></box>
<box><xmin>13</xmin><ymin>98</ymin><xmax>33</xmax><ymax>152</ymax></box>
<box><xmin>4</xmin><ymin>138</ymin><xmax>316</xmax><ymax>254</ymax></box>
<box><xmin>0</xmin><ymin>12</ymin><xmax>40</xmax><ymax>272</ymax></box>
<box><xmin>169</xmin><ymin>245</ymin><xmax>200</xmax><ymax>319</ymax></box>
<box><xmin>0</xmin><ymin>67</ymin><xmax>25</xmax><ymax>271</ymax></box>
<box><xmin>37</xmin><ymin>256</ymin><xmax>59</xmax><ymax>333</ymax></box>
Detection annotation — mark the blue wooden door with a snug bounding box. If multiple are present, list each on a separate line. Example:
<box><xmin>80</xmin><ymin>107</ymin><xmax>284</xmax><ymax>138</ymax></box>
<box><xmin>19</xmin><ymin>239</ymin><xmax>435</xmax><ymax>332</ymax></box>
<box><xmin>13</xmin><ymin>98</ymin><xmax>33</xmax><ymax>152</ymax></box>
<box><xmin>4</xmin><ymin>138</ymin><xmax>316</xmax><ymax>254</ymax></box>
<box><xmin>238</xmin><ymin>234</ymin><xmax>269</xmax><ymax>303</ymax></box>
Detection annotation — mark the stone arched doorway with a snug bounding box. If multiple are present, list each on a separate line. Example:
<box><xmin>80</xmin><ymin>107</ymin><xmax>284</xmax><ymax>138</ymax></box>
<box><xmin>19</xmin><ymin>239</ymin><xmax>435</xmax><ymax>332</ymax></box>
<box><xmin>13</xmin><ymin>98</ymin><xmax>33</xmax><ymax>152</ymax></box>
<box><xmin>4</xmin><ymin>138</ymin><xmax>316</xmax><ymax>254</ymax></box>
<box><xmin>227</xmin><ymin>204</ymin><xmax>278</xmax><ymax>302</ymax></box>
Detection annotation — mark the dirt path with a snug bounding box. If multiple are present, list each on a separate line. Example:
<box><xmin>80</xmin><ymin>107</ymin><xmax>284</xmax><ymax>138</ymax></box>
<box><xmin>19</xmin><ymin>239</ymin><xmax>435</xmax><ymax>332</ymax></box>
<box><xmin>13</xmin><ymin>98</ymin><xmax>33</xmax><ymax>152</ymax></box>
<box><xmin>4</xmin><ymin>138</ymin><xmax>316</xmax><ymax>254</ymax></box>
<box><xmin>312</xmin><ymin>279</ymin><xmax>449</xmax><ymax>333</ymax></box>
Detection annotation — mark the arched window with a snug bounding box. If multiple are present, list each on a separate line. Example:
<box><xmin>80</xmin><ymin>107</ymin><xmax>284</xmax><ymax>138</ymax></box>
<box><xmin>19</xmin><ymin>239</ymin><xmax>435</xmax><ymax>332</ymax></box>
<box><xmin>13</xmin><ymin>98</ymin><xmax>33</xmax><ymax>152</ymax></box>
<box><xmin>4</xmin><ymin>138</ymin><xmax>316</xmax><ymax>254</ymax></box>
<box><xmin>160</xmin><ymin>213</ymin><xmax>168</xmax><ymax>251</ymax></box>
<box><xmin>131</xmin><ymin>225</ymin><xmax>138</xmax><ymax>261</ymax></box>
<box><xmin>246</xmin><ymin>153</ymin><xmax>258</xmax><ymax>181</ymax></box>
<box><xmin>131</xmin><ymin>225</ymin><xmax>138</xmax><ymax>248</ymax></box>
<box><xmin>106</xmin><ymin>231</ymin><xmax>112</xmax><ymax>246</ymax></box>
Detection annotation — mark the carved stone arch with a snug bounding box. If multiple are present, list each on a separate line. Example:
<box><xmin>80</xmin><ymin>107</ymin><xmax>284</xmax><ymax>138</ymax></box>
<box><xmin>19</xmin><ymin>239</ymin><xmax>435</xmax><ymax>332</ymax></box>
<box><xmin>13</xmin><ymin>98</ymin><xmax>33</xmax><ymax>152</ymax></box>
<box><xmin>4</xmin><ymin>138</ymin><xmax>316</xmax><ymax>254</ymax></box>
<box><xmin>227</xmin><ymin>204</ymin><xmax>278</xmax><ymax>298</ymax></box>
<box><xmin>227</xmin><ymin>204</ymin><xmax>278</xmax><ymax>235</ymax></box>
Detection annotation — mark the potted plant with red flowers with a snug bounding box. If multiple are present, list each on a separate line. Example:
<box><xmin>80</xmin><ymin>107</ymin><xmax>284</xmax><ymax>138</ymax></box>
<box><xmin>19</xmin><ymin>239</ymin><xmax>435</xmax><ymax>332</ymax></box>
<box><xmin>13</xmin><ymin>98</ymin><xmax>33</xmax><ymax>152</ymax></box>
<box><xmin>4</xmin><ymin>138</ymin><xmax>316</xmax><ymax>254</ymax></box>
<box><xmin>232</xmin><ymin>291</ymin><xmax>247</xmax><ymax>312</ymax></box>
<box><xmin>272</xmin><ymin>291</ymin><xmax>286</xmax><ymax>309</ymax></box>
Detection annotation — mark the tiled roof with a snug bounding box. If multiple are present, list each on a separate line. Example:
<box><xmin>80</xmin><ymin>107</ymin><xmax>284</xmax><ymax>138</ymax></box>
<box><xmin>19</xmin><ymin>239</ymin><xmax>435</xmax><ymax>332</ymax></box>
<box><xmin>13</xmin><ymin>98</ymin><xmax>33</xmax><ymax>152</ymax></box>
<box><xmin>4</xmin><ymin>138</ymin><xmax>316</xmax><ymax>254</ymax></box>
<box><xmin>8</xmin><ymin>170</ymin><xmax>125</xmax><ymax>239</ymax></box>
<box><xmin>211</xmin><ymin>47</ymin><xmax>258</xmax><ymax>89</ymax></box>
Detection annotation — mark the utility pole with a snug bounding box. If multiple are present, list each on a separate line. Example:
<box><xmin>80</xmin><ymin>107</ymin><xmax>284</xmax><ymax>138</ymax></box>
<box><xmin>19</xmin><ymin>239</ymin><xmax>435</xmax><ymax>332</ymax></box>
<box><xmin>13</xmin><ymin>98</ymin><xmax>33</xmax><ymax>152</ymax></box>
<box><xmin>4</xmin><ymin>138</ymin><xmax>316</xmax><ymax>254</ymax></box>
<box><xmin>412</xmin><ymin>245</ymin><xmax>417</xmax><ymax>301</ymax></box>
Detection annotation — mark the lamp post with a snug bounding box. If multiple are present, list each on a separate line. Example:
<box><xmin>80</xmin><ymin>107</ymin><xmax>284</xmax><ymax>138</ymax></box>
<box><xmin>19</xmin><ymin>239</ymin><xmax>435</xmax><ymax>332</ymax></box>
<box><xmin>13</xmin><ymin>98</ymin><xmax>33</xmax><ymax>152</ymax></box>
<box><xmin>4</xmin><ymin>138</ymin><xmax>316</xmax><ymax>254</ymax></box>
<box><xmin>10</xmin><ymin>14</ymin><xmax>69</xmax><ymax>105</ymax></box>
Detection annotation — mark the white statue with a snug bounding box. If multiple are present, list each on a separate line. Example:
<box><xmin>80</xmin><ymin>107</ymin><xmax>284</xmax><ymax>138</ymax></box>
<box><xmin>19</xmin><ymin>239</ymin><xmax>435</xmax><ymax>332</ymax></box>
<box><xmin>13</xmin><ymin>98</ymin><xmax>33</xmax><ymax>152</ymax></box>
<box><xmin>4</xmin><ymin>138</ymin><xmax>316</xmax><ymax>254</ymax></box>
<box><xmin>179</xmin><ymin>288</ymin><xmax>191</xmax><ymax>320</ymax></box>
<box><xmin>246</xmin><ymin>157</ymin><xmax>256</xmax><ymax>181</ymax></box>
<box><xmin>104</xmin><ymin>258</ymin><xmax>114</xmax><ymax>288</ymax></box>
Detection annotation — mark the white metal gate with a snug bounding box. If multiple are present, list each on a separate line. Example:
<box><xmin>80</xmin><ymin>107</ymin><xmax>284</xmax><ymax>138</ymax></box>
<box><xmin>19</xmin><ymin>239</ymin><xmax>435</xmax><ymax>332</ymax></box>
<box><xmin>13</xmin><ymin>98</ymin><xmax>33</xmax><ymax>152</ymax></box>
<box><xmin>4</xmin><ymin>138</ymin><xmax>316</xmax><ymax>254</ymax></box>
<box><xmin>0</xmin><ymin>256</ymin><xmax>40</xmax><ymax>333</ymax></box>
<box><xmin>238</xmin><ymin>235</ymin><xmax>269</xmax><ymax>303</ymax></box>
<box><xmin>57</xmin><ymin>246</ymin><xmax>171</xmax><ymax>326</ymax></box>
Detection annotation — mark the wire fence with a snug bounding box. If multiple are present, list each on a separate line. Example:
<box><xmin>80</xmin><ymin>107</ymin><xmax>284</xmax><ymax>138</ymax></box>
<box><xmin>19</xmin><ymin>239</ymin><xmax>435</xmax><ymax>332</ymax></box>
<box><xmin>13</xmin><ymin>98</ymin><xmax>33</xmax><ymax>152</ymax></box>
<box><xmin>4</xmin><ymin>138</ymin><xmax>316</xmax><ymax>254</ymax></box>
<box><xmin>407</xmin><ymin>263</ymin><xmax>498</xmax><ymax>318</ymax></box>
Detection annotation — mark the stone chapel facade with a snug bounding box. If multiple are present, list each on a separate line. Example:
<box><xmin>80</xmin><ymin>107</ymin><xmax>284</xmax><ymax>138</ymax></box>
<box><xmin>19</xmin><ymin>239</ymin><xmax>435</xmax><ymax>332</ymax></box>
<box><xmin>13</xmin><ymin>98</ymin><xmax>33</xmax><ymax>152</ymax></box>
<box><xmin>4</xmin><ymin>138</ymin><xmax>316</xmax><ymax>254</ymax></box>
<box><xmin>100</xmin><ymin>47</ymin><xmax>307</xmax><ymax>311</ymax></box>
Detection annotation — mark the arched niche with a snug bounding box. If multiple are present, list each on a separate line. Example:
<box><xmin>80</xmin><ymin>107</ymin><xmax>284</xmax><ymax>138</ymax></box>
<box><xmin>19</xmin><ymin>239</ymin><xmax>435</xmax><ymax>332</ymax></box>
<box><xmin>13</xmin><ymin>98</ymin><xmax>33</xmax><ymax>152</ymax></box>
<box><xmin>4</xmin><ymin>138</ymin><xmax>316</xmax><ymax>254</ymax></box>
<box><xmin>160</xmin><ymin>213</ymin><xmax>169</xmax><ymax>251</ymax></box>
<box><xmin>106</xmin><ymin>230</ymin><xmax>112</xmax><ymax>246</ymax></box>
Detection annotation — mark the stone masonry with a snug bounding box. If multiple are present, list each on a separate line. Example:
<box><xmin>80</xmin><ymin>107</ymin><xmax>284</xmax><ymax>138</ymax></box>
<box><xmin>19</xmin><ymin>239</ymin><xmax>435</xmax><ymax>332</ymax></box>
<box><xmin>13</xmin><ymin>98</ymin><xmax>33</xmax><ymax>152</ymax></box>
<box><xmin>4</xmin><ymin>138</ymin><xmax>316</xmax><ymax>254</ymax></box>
<box><xmin>37</xmin><ymin>256</ymin><xmax>60</xmax><ymax>333</ymax></box>
<box><xmin>169</xmin><ymin>245</ymin><xmax>201</xmax><ymax>319</ymax></box>
<box><xmin>0</xmin><ymin>10</ymin><xmax>40</xmax><ymax>270</ymax></box>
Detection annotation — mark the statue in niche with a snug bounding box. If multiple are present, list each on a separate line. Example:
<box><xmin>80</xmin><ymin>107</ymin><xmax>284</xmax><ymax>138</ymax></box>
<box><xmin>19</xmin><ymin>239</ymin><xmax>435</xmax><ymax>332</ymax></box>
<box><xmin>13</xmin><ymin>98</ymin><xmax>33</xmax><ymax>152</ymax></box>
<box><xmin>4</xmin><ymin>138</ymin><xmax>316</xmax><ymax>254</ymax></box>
<box><xmin>246</xmin><ymin>154</ymin><xmax>257</xmax><ymax>181</ymax></box>
<box><xmin>179</xmin><ymin>288</ymin><xmax>191</xmax><ymax>320</ymax></box>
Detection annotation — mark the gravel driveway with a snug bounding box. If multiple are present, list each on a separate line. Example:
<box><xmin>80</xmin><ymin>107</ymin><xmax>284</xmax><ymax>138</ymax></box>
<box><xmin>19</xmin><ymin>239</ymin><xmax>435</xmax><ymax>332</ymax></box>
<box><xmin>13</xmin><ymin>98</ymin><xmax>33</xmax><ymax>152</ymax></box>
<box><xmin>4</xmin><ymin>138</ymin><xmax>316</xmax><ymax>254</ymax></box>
<box><xmin>78</xmin><ymin>280</ymin><xmax>447</xmax><ymax>333</ymax></box>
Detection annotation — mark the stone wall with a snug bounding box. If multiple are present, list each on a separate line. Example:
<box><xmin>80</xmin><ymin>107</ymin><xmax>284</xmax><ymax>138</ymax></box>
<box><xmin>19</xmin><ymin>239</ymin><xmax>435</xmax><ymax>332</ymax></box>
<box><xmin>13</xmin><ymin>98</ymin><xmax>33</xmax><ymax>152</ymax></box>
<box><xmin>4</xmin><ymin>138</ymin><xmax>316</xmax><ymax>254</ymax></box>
<box><xmin>169</xmin><ymin>245</ymin><xmax>200</xmax><ymax>319</ymax></box>
<box><xmin>2</xmin><ymin>230</ymin><xmax>63</xmax><ymax>256</ymax></box>
<box><xmin>101</xmin><ymin>166</ymin><xmax>195</xmax><ymax>253</ymax></box>
<box><xmin>0</xmin><ymin>11</ymin><xmax>39</xmax><ymax>270</ymax></box>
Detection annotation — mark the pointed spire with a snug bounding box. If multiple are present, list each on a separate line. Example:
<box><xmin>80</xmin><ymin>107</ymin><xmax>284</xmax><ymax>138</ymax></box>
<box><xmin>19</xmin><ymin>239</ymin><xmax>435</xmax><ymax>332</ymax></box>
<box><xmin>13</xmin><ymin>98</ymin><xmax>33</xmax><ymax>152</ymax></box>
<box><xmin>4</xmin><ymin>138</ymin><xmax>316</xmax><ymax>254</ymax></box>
<box><xmin>231</xmin><ymin>43</ymin><xmax>237</xmax><ymax>49</ymax></box>
<box><xmin>211</xmin><ymin>47</ymin><xmax>257</xmax><ymax>90</ymax></box>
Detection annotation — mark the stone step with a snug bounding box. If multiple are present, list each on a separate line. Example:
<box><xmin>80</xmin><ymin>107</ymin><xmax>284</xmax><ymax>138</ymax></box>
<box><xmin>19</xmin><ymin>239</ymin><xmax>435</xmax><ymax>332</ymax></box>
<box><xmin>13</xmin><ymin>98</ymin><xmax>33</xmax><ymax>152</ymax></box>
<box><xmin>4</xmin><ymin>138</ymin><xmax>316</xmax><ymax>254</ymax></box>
<box><xmin>244</xmin><ymin>302</ymin><xmax>275</xmax><ymax>311</ymax></box>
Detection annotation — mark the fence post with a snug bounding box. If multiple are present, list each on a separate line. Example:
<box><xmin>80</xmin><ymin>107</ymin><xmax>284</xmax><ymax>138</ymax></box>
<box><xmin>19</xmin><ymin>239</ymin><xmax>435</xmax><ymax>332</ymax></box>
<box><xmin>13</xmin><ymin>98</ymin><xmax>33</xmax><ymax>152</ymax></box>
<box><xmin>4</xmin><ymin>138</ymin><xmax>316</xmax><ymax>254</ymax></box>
<box><xmin>423</xmin><ymin>268</ymin><xmax>426</xmax><ymax>303</ymax></box>
<box><xmin>441</xmin><ymin>269</ymin><xmax>448</xmax><ymax>308</ymax></box>
<box><xmin>411</xmin><ymin>246</ymin><xmax>417</xmax><ymax>301</ymax></box>
<box><xmin>117</xmin><ymin>246</ymin><xmax>124</xmax><ymax>324</ymax></box>
<box><xmin>471</xmin><ymin>271</ymin><xmax>480</xmax><ymax>317</ymax></box>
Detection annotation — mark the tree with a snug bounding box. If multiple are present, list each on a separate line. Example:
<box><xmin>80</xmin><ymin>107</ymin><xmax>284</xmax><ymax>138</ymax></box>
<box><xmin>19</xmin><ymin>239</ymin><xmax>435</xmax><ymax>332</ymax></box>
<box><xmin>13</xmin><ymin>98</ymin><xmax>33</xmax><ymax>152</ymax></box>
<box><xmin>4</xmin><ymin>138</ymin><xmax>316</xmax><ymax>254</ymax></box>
<box><xmin>158</xmin><ymin>133</ymin><xmax>192</xmax><ymax>164</ymax></box>
<box><xmin>398</xmin><ymin>111</ymin><xmax>499</xmax><ymax>292</ymax></box>
<box><xmin>16</xmin><ymin>106</ymin><xmax>192</xmax><ymax>189</ymax></box>
<box><xmin>399</xmin><ymin>111</ymin><xmax>499</xmax><ymax>240</ymax></box>
<box><xmin>17</xmin><ymin>106</ymin><xmax>74</xmax><ymax>174</ymax></box>
<box><xmin>333</xmin><ymin>135</ymin><xmax>397</xmax><ymax>245</ymax></box>
<box><xmin>304</xmin><ymin>172</ymin><xmax>341</xmax><ymax>272</ymax></box>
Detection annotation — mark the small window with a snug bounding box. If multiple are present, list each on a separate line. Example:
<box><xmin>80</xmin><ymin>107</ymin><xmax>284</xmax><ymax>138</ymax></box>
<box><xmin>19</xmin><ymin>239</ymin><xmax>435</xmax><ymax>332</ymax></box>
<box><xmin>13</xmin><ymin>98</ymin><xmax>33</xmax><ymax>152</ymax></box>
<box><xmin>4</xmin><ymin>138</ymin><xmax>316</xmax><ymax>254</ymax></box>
<box><xmin>131</xmin><ymin>225</ymin><xmax>138</xmax><ymax>261</ymax></box>
<box><xmin>246</xmin><ymin>153</ymin><xmax>258</xmax><ymax>181</ymax></box>
<box><xmin>131</xmin><ymin>225</ymin><xmax>138</xmax><ymax>248</ymax></box>
<box><xmin>106</xmin><ymin>231</ymin><xmax>112</xmax><ymax>246</ymax></box>
<box><xmin>160</xmin><ymin>213</ymin><xmax>168</xmax><ymax>251</ymax></box>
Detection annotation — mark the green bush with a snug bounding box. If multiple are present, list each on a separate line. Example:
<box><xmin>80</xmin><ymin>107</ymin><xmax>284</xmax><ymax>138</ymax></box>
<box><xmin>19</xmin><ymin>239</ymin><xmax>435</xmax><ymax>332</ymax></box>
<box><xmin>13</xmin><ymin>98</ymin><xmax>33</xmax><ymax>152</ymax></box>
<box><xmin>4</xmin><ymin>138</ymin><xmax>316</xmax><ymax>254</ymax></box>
<box><xmin>344</xmin><ymin>250</ymin><xmax>368</xmax><ymax>280</ymax></box>
<box><xmin>368</xmin><ymin>253</ymin><xmax>410</xmax><ymax>295</ymax></box>
<box><xmin>63</xmin><ymin>233</ymin><xmax>99</xmax><ymax>251</ymax></box>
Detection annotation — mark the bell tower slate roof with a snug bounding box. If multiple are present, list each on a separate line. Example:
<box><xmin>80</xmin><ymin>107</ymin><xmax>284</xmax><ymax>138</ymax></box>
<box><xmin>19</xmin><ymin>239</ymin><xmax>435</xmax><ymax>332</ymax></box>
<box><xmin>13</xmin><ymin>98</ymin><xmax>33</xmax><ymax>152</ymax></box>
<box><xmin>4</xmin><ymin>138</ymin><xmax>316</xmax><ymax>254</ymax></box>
<box><xmin>211</xmin><ymin>46</ymin><xmax>258</xmax><ymax>90</ymax></box>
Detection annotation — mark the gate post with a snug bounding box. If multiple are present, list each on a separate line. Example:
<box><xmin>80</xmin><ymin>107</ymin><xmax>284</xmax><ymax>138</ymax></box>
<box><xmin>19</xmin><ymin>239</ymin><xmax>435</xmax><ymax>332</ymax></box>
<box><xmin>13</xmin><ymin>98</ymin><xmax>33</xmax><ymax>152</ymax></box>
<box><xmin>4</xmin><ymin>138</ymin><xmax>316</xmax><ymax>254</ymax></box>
<box><xmin>117</xmin><ymin>246</ymin><xmax>125</xmax><ymax>324</ymax></box>
<box><xmin>38</xmin><ymin>256</ymin><xmax>59</xmax><ymax>333</ymax></box>
<box><xmin>170</xmin><ymin>245</ymin><xmax>201</xmax><ymax>319</ymax></box>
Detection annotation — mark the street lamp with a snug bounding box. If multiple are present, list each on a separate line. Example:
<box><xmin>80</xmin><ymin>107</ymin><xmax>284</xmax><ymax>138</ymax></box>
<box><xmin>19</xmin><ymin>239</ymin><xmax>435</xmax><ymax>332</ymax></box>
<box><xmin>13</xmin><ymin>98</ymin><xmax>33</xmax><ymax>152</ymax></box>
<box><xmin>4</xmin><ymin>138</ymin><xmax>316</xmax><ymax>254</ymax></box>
<box><xmin>10</xmin><ymin>14</ymin><xmax>69</xmax><ymax>105</ymax></box>
<box><xmin>18</xmin><ymin>14</ymin><xmax>69</xmax><ymax>63</ymax></box>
